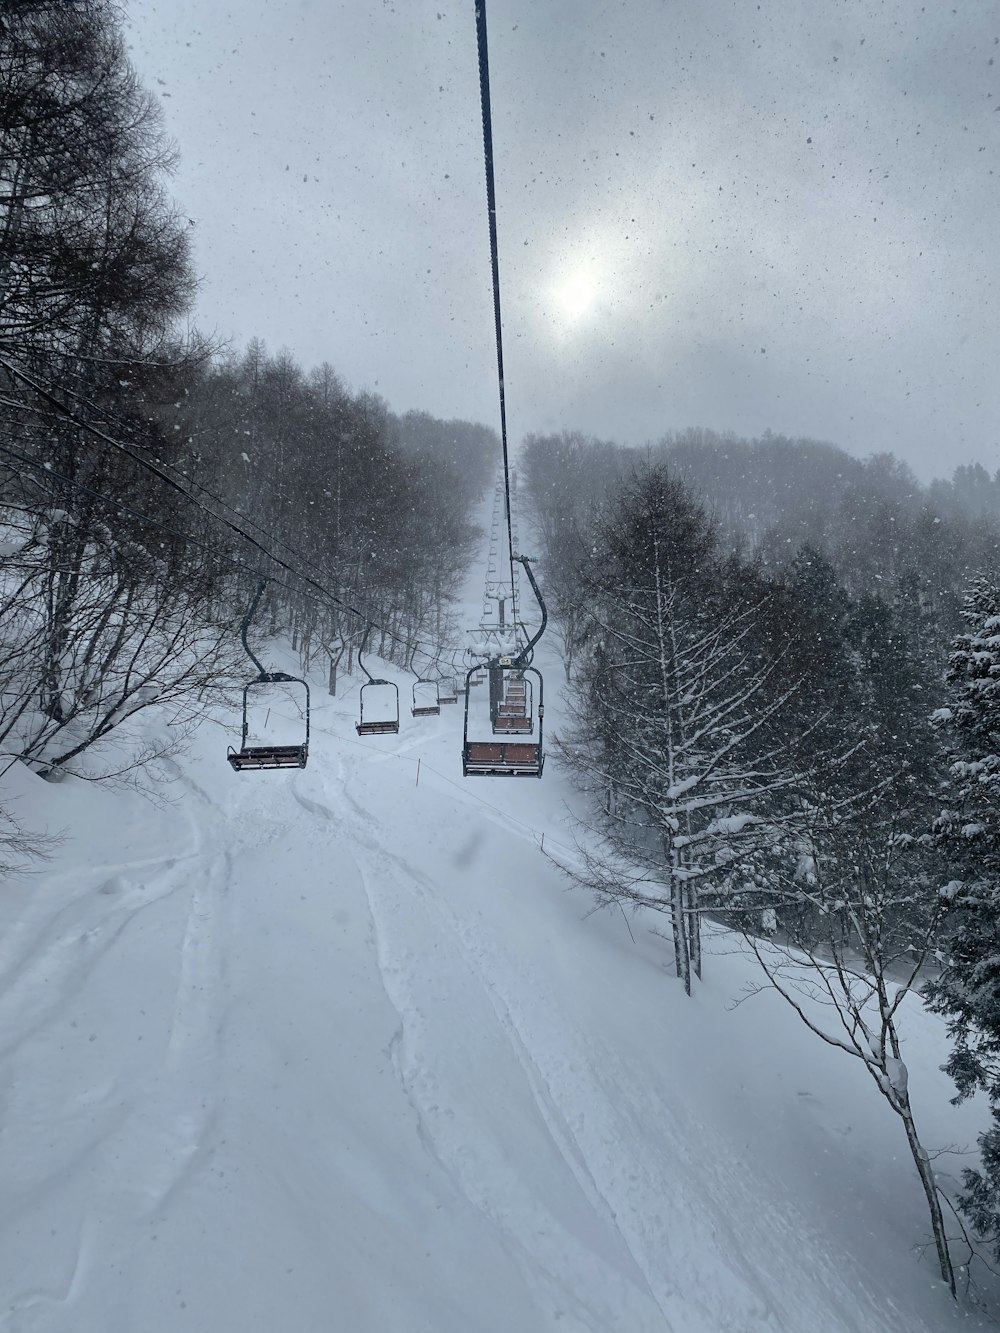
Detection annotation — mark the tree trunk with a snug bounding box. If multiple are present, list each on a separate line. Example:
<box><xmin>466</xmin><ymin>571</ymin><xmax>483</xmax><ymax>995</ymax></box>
<box><xmin>669</xmin><ymin>848</ymin><xmax>691</xmax><ymax>995</ymax></box>
<box><xmin>685</xmin><ymin>880</ymin><xmax>702</xmax><ymax>981</ymax></box>
<box><xmin>897</xmin><ymin>1094</ymin><xmax>956</xmax><ymax>1297</ymax></box>
<box><xmin>40</xmin><ymin>516</ymin><xmax>86</xmax><ymax>723</ymax></box>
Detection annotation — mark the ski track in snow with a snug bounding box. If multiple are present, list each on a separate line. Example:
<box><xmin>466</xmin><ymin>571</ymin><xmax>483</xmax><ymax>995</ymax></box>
<box><xmin>339</xmin><ymin>776</ymin><xmax>744</xmax><ymax>1331</ymax></box>
<box><xmin>0</xmin><ymin>796</ymin><xmax>231</xmax><ymax>1332</ymax></box>
<box><xmin>331</xmin><ymin>750</ymin><xmax>933</xmax><ymax>1333</ymax></box>
<box><xmin>0</xmin><ymin>856</ymin><xmax>200</xmax><ymax>1064</ymax></box>
<box><xmin>3</xmin><ymin>496</ymin><xmax>997</xmax><ymax>1333</ymax></box>
<box><xmin>0</xmin><ymin>830</ymin><xmax>201</xmax><ymax>994</ymax></box>
<box><xmin>289</xmin><ymin>765</ymin><xmax>668</xmax><ymax>1332</ymax></box>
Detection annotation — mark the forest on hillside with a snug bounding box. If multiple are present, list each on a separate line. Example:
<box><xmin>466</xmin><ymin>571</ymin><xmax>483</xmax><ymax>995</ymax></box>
<box><xmin>522</xmin><ymin>429</ymin><xmax>1000</xmax><ymax>1295</ymax></box>
<box><xmin>0</xmin><ymin>0</ymin><xmax>491</xmax><ymax>811</ymax></box>
<box><xmin>5</xmin><ymin>0</ymin><xmax>1000</xmax><ymax>1312</ymax></box>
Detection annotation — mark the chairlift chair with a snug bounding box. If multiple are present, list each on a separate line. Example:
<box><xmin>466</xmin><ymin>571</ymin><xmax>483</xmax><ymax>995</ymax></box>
<box><xmin>412</xmin><ymin>678</ymin><xmax>441</xmax><ymax>717</ymax></box>
<box><xmin>463</xmin><ymin>662</ymin><xmax>543</xmax><ymax>777</ymax></box>
<box><xmin>493</xmin><ymin>674</ymin><xmax>533</xmax><ymax>734</ymax></box>
<box><xmin>438</xmin><ymin>677</ymin><xmax>459</xmax><ymax>705</ymax></box>
<box><xmin>227</xmin><ymin>580</ymin><xmax>310</xmax><ymax>772</ymax></box>
<box><xmin>357</xmin><ymin>682</ymin><xmax>400</xmax><ymax>734</ymax></box>
<box><xmin>356</xmin><ymin>630</ymin><xmax>400</xmax><ymax>735</ymax></box>
<box><xmin>407</xmin><ymin>644</ymin><xmax>441</xmax><ymax>717</ymax></box>
<box><xmin>462</xmin><ymin>555</ymin><xmax>548</xmax><ymax>778</ymax></box>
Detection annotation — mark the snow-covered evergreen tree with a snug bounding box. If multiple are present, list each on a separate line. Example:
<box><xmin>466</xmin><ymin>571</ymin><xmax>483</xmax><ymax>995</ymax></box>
<box><xmin>925</xmin><ymin>575</ymin><xmax>1000</xmax><ymax>1258</ymax></box>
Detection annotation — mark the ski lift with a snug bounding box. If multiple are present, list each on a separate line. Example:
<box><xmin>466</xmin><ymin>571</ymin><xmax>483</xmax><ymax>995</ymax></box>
<box><xmin>463</xmin><ymin>556</ymin><xmax>547</xmax><ymax>778</ymax></box>
<box><xmin>492</xmin><ymin>671</ymin><xmax>532</xmax><ymax>734</ymax></box>
<box><xmin>227</xmin><ymin>580</ymin><xmax>310</xmax><ymax>772</ymax></box>
<box><xmin>412</xmin><ymin>678</ymin><xmax>441</xmax><ymax>717</ymax></box>
<box><xmin>409</xmin><ymin>644</ymin><xmax>441</xmax><ymax>717</ymax></box>
<box><xmin>438</xmin><ymin>676</ymin><xmax>459</xmax><ymax>705</ymax></box>
<box><xmin>463</xmin><ymin>8</ymin><xmax>547</xmax><ymax>777</ymax></box>
<box><xmin>356</xmin><ymin>628</ymin><xmax>400</xmax><ymax>736</ymax></box>
<box><xmin>464</xmin><ymin>662</ymin><xmax>543</xmax><ymax>776</ymax></box>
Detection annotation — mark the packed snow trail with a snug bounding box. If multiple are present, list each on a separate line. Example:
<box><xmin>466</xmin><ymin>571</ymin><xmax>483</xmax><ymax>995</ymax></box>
<box><xmin>1</xmin><ymin>526</ymin><xmax>999</xmax><ymax>1328</ymax></box>
<box><xmin>0</xmin><ymin>746</ymin><xmax>570</xmax><ymax>1332</ymax></box>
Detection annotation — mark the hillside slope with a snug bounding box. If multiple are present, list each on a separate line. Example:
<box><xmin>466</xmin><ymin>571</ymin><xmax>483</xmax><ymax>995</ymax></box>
<box><xmin>1</xmin><ymin>559</ymin><xmax>998</xmax><ymax>1332</ymax></box>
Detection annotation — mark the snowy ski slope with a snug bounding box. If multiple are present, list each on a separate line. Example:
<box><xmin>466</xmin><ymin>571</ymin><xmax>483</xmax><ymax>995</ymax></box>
<box><xmin>1</xmin><ymin>527</ymin><xmax>999</xmax><ymax>1332</ymax></box>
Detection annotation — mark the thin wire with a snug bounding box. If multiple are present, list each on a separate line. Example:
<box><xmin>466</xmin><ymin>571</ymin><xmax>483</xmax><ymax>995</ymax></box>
<box><xmin>326</xmin><ymin>724</ymin><xmax>583</xmax><ymax>869</ymax></box>
<box><xmin>4</xmin><ymin>369</ymin><xmax>342</xmax><ymax>595</ymax></box>
<box><xmin>0</xmin><ymin>442</ymin><xmax>450</xmax><ymax>676</ymax></box>
<box><xmin>474</xmin><ymin>0</ymin><xmax>518</xmax><ymax>606</ymax></box>
<box><xmin>0</xmin><ymin>355</ymin><xmax>347</xmax><ymax>599</ymax></box>
<box><xmin>0</xmin><ymin>362</ymin><xmax>457</xmax><ymax>674</ymax></box>
<box><xmin>0</xmin><ymin>441</ymin><xmax>312</xmax><ymax>601</ymax></box>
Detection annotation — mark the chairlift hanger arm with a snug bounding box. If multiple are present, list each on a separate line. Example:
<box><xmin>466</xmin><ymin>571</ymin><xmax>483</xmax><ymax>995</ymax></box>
<box><xmin>239</xmin><ymin>580</ymin><xmax>310</xmax><ymax>685</ymax></box>
<box><xmin>357</xmin><ymin>625</ymin><xmax>396</xmax><ymax>690</ymax></box>
<box><xmin>513</xmin><ymin>555</ymin><xmax>546</xmax><ymax>665</ymax></box>
<box><xmin>357</xmin><ymin>624</ymin><xmax>376</xmax><ymax>685</ymax></box>
<box><xmin>240</xmin><ymin>579</ymin><xmax>269</xmax><ymax>679</ymax></box>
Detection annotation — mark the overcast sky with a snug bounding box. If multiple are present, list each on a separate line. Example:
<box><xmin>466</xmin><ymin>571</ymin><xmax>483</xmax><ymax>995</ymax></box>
<box><xmin>124</xmin><ymin>0</ymin><xmax>999</xmax><ymax>482</ymax></box>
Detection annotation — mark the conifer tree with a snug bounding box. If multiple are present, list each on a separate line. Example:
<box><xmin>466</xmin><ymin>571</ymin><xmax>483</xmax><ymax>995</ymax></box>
<box><xmin>925</xmin><ymin>575</ymin><xmax>1000</xmax><ymax>1258</ymax></box>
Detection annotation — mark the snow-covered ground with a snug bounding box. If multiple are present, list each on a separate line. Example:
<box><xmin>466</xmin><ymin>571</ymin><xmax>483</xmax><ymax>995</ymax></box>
<box><xmin>2</xmin><ymin>529</ymin><xmax>999</xmax><ymax>1332</ymax></box>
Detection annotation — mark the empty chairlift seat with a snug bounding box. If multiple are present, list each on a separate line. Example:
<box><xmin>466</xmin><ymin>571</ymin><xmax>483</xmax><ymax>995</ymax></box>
<box><xmin>356</xmin><ymin>633</ymin><xmax>401</xmax><ymax>735</ymax></box>
<box><xmin>411</xmin><ymin>678</ymin><xmax>441</xmax><ymax>717</ymax></box>
<box><xmin>227</xmin><ymin>677</ymin><xmax>311</xmax><ymax>772</ymax></box>
<box><xmin>463</xmin><ymin>740</ymin><xmax>542</xmax><ymax>777</ymax></box>
<box><xmin>463</xmin><ymin>661</ymin><xmax>544</xmax><ymax>777</ymax></box>
<box><xmin>227</xmin><ymin>582</ymin><xmax>311</xmax><ymax>773</ymax></box>
<box><xmin>228</xmin><ymin>740</ymin><xmax>308</xmax><ymax>771</ymax></box>
<box><xmin>438</xmin><ymin>676</ymin><xmax>459</xmax><ymax>705</ymax></box>
<box><xmin>357</xmin><ymin>680</ymin><xmax>400</xmax><ymax>735</ymax></box>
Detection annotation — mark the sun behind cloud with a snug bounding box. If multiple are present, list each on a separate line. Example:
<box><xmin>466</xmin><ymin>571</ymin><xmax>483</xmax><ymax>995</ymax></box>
<box><xmin>549</xmin><ymin>265</ymin><xmax>599</xmax><ymax>326</ymax></box>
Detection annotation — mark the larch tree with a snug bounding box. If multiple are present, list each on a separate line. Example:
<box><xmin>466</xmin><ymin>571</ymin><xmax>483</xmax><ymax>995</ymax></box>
<box><xmin>0</xmin><ymin>0</ymin><xmax>237</xmax><ymax>779</ymax></box>
<box><xmin>557</xmin><ymin>468</ymin><xmax>819</xmax><ymax>994</ymax></box>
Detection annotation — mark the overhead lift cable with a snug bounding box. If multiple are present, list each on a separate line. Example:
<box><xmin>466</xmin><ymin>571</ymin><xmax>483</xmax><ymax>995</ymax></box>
<box><xmin>2</xmin><ymin>360</ymin><xmax>343</xmax><ymax>594</ymax></box>
<box><xmin>474</xmin><ymin>0</ymin><xmax>518</xmax><ymax>608</ymax></box>
<box><xmin>0</xmin><ymin>357</ymin><xmax>457</xmax><ymax>677</ymax></box>
<box><xmin>464</xmin><ymin>0</ymin><xmax>548</xmax><ymax>778</ymax></box>
<box><xmin>0</xmin><ymin>439</ymin><xmax>333</xmax><ymax>611</ymax></box>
